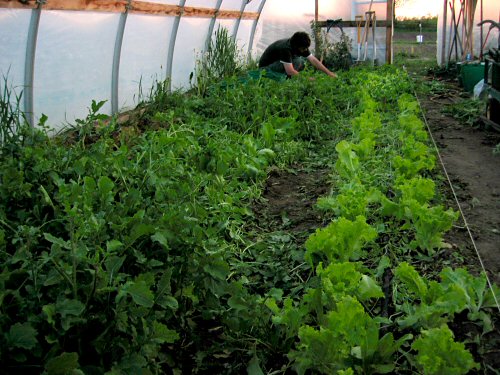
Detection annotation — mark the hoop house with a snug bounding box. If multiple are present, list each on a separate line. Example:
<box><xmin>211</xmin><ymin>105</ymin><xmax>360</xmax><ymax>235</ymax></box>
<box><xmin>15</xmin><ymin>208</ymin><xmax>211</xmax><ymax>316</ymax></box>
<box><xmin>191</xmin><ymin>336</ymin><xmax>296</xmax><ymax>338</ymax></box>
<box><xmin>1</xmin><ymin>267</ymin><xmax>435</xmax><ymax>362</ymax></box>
<box><xmin>0</xmin><ymin>0</ymin><xmax>395</xmax><ymax>130</ymax></box>
<box><xmin>2</xmin><ymin>1</ymin><xmax>500</xmax><ymax>375</ymax></box>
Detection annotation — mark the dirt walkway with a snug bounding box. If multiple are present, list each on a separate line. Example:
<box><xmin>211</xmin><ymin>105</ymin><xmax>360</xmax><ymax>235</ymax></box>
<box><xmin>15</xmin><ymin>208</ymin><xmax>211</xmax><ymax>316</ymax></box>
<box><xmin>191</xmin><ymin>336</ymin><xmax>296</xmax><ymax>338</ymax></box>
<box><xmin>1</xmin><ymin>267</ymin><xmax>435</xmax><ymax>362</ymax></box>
<box><xmin>417</xmin><ymin>88</ymin><xmax>500</xmax><ymax>285</ymax></box>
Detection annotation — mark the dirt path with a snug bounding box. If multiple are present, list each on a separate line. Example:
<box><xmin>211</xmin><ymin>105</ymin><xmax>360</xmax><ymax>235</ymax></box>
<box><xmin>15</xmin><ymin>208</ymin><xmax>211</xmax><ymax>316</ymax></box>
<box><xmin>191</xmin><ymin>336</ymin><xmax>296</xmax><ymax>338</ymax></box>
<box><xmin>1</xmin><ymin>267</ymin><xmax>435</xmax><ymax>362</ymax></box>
<box><xmin>417</xmin><ymin>90</ymin><xmax>500</xmax><ymax>285</ymax></box>
<box><xmin>252</xmin><ymin>167</ymin><xmax>330</xmax><ymax>241</ymax></box>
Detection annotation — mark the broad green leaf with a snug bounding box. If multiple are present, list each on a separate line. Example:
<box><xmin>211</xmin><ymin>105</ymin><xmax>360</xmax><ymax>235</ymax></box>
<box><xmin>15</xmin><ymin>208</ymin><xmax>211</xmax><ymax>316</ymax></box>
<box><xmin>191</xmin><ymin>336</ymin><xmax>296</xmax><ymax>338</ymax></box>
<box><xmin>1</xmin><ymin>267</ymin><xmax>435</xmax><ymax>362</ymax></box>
<box><xmin>97</xmin><ymin>176</ymin><xmax>114</xmax><ymax>196</ymax></box>
<box><xmin>122</xmin><ymin>281</ymin><xmax>154</xmax><ymax>307</ymax></box>
<box><xmin>104</xmin><ymin>255</ymin><xmax>126</xmax><ymax>281</ymax></box>
<box><xmin>150</xmin><ymin>321</ymin><xmax>179</xmax><ymax>344</ymax></box>
<box><xmin>43</xmin><ymin>304</ymin><xmax>57</xmax><ymax>327</ymax></box>
<box><xmin>394</xmin><ymin>262</ymin><xmax>428</xmax><ymax>297</ymax></box>
<box><xmin>267</xmin><ymin>288</ymin><xmax>283</xmax><ymax>301</ymax></box>
<box><xmin>375</xmin><ymin>255</ymin><xmax>391</xmax><ymax>279</ymax></box>
<box><xmin>156</xmin><ymin>269</ymin><xmax>173</xmax><ymax>296</ymax></box>
<box><xmin>55</xmin><ymin>299</ymin><xmax>85</xmax><ymax>318</ymax></box>
<box><xmin>305</xmin><ymin>216</ymin><xmax>377</xmax><ymax>265</ymax></box>
<box><xmin>247</xmin><ymin>355</ymin><xmax>265</xmax><ymax>375</ymax></box>
<box><xmin>357</xmin><ymin>275</ymin><xmax>384</xmax><ymax>300</ymax></box>
<box><xmin>335</xmin><ymin>140</ymin><xmax>360</xmax><ymax>178</ymax></box>
<box><xmin>151</xmin><ymin>231</ymin><xmax>170</xmax><ymax>249</ymax></box>
<box><xmin>44</xmin><ymin>232</ymin><xmax>70</xmax><ymax>249</ymax></box>
<box><xmin>203</xmin><ymin>258</ymin><xmax>229</xmax><ymax>280</ymax></box>
<box><xmin>128</xmin><ymin>223</ymin><xmax>155</xmax><ymax>244</ymax></box>
<box><xmin>6</xmin><ymin>322</ymin><xmax>38</xmax><ymax>349</ymax></box>
<box><xmin>106</xmin><ymin>240</ymin><xmax>123</xmax><ymax>252</ymax></box>
<box><xmin>43</xmin><ymin>268</ymin><xmax>64</xmax><ymax>286</ymax></box>
<box><xmin>45</xmin><ymin>352</ymin><xmax>79</xmax><ymax>375</ymax></box>
<box><xmin>440</xmin><ymin>267</ymin><xmax>485</xmax><ymax>311</ymax></box>
<box><xmin>156</xmin><ymin>295</ymin><xmax>178</xmax><ymax>310</ymax></box>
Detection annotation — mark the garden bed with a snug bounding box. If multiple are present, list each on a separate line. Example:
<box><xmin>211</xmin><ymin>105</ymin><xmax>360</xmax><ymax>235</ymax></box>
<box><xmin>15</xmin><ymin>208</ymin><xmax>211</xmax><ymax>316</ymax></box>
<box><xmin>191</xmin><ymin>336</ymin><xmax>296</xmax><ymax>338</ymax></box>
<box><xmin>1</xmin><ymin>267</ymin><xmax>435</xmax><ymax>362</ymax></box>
<box><xmin>1</xmin><ymin>65</ymin><xmax>499</xmax><ymax>374</ymax></box>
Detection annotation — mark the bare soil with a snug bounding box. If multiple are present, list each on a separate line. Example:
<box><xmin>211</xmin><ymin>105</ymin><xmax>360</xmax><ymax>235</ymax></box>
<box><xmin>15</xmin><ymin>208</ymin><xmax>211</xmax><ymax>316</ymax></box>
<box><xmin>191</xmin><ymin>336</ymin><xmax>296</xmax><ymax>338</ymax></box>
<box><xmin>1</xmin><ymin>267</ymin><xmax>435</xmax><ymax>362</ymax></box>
<box><xmin>417</xmin><ymin>84</ymin><xmax>500</xmax><ymax>286</ymax></box>
<box><xmin>414</xmin><ymin>71</ymin><xmax>500</xmax><ymax>372</ymax></box>
<box><xmin>252</xmin><ymin>167</ymin><xmax>330</xmax><ymax>242</ymax></box>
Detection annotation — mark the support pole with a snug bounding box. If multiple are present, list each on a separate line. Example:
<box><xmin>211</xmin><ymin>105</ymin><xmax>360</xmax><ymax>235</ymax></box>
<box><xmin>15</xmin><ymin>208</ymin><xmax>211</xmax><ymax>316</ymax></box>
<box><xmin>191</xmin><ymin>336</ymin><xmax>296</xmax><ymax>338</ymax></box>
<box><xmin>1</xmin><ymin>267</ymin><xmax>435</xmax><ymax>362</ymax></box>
<box><xmin>441</xmin><ymin>0</ymin><xmax>448</xmax><ymax>65</ymax></box>
<box><xmin>205</xmin><ymin>0</ymin><xmax>223</xmax><ymax>51</ymax></box>
<box><xmin>247</xmin><ymin>0</ymin><xmax>267</xmax><ymax>63</ymax></box>
<box><xmin>479</xmin><ymin>0</ymin><xmax>483</xmax><ymax>59</ymax></box>
<box><xmin>385</xmin><ymin>0</ymin><xmax>393</xmax><ymax>64</ymax></box>
<box><xmin>232</xmin><ymin>0</ymin><xmax>247</xmax><ymax>42</ymax></box>
<box><xmin>24</xmin><ymin>2</ymin><xmax>42</xmax><ymax>127</ymax></box>
<box><xmin>166</xmin><ymin>0</ymin><xmax>186</xmax><ymax>91</ymax></box>
<box><xmin>111</xmin><ymin>1</ymin><xmax>130</xmax><ymax>115</ymax></box>
<box><xmin>314</xmin><ymin>0</ymin><xmax>319</xmax><ymax>57</ymax></box>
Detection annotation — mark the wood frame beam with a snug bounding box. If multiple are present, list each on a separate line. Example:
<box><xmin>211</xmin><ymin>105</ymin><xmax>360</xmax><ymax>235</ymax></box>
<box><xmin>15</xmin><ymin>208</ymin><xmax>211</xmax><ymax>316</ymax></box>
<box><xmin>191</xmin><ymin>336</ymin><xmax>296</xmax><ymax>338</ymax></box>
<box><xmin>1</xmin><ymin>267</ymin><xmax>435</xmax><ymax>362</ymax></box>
<box><xmin>0</xmin><ymin>0</ymin><xmax>259</xmax><ymax>19</ymax></box>
<box><xmin>314</xmin><ymin>20</ymin><xmax>390</xmax><ymax>28</ymax></box>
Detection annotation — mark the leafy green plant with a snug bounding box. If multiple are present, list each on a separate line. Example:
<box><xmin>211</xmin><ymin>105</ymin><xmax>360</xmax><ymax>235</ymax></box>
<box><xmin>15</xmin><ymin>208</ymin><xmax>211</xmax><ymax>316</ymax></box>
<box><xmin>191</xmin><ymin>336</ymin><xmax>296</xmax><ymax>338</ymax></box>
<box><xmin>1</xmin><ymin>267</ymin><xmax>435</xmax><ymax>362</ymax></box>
<box><xmin>1</xmin><ymin>63</ymin><xmax>499</xmax><ymax>374</ymax></box>
<box><xmin>289</xmin><ymin>296</ymin><xmax>411</xmax><ymax>375</ymax></box>
<box><xmin>411</xmin><ymin>325</ymin><xmax>480</xmax><ymax>375</ymax></box>
<box><xmin>394</xmin><ymin>262</ymin><xmax>498</xmax><ymax>331</ymax></box>
<box><xmin>323</xmin><ymin>33</ymin><xmax>354</xmax><ymax>71</ymax></box>
<box><xmin>442</xmin><ymin>97</ymin><xmax>483</xmax><ymax>126</ymax></box>
<box><xmin>305</xmin><ymin>216</ymin><xmax>378</xmax><ymax>266</ymax></box>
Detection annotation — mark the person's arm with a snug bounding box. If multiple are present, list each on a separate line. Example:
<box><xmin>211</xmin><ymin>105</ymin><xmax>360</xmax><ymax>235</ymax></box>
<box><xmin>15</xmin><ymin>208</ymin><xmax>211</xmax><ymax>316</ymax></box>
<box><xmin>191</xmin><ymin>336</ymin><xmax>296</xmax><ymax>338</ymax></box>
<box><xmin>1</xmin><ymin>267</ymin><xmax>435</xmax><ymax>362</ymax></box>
<box><xmin>306</xmin><ymin>55</ymin><xmax>337</xmax><ymax>77</ymax></box>
<box><xmin>282</xmin><ymin>62</ymin><xmax>300</xmax><ymax>77</ymax></box>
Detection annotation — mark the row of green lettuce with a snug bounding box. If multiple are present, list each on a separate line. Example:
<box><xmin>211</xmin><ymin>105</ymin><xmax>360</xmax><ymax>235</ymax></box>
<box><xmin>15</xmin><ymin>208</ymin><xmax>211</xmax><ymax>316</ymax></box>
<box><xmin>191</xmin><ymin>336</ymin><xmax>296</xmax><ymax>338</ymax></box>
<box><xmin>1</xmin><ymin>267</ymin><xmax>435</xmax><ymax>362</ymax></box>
<box><xmin>265</xmin><ymin>90</ymin><xmax>500</xmax><ymax>374</ymax></box>
<box><xmin>0</xmin><ymin>66</ymin><xmax>498</xmax><ymax>374</ymax></box>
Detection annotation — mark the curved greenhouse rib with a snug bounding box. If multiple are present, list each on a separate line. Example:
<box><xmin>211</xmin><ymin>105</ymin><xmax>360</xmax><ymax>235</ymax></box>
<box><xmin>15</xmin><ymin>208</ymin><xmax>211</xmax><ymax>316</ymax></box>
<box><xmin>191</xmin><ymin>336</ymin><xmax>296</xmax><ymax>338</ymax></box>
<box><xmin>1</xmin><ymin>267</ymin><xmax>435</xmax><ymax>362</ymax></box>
<box><xmin>111</xmin><ymin>1</ymin><xmax>131</xmax><ymax>115</ymax></box>
<box><xmin>166</xmin><ymin>0</ymin><xmax>186</xmax><ymax>92</ymax></box>
<box><xmin>232</xmin><ymin>0</ymin><xmax>248</xmax><ymax>41</ymax></box>
<box><xmin>247</xmin><ymin>0</ymin><xmax>267</xmax><ymax>62</ymax></box>
<box><xmin>24</xmin><ymin>2</ymin><xmax>42</xmax><ymax>127</ymax></box>
<box><xmin>205</xmin><ymin>0</ymin><xmax>224</xmax><ymax>52</ymax></box>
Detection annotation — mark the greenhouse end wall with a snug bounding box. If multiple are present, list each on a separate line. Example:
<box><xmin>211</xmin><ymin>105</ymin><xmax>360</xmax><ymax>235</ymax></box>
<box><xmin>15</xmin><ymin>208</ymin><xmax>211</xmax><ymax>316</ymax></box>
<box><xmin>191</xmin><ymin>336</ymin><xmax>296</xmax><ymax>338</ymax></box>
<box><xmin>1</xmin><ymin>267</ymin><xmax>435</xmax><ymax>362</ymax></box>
<box><xmin>437</xmin><ymin>0</ymin><xmax>500</xmax><ymax>65</ymax></box>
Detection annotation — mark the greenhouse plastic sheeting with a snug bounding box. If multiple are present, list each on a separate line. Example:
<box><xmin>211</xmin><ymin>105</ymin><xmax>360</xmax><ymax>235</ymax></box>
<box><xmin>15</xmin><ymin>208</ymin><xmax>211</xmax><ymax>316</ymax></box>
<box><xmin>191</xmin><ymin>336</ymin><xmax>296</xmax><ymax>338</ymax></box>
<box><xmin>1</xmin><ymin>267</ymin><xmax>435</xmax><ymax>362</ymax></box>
<box><xmin>437</xmin><ymin>0</ymin><xmax>500</xmax><ymax>65</ymax></box>
<box><xmin>0</xmin><ymin>0</ymin><xmax>393</xmax><ymax>130</ymax></box>
<box><xmin>35</xmin><ymin>11</ymin><xmax>118</xmax><ymax>126</ymax></box>
<box><xmin>119</xmin><ymin>14</ymin><xmax>175</xmax><ymax>109</ymax></box>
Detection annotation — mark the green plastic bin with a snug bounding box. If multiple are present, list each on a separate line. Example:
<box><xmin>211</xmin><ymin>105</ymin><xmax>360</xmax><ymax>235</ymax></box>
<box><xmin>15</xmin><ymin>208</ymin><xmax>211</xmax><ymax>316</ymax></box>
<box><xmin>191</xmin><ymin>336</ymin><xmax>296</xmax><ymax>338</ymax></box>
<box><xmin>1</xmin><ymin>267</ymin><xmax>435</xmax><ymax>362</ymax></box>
<box><xmin>460</xmin><ymin>63</ymin><xmax>485</xmax><ymax>93</ymax></box>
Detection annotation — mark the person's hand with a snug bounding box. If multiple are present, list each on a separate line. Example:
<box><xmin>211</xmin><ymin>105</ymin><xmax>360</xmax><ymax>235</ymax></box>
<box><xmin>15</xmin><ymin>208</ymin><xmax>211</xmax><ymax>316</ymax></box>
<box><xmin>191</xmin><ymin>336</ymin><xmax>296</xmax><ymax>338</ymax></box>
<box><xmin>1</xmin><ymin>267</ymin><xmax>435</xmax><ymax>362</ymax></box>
<box><xmin>328</xmin><ymin>71</ymin><xmax>338</xmax><ymax>78</ymax></box>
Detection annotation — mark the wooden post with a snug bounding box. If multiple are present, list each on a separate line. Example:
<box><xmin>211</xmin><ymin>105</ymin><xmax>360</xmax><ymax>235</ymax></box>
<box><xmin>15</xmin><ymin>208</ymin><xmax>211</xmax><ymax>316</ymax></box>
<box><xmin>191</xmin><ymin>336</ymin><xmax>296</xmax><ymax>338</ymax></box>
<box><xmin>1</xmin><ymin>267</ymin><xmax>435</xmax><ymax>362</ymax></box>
<box><xmin>314</xmin><ymin>0</ymin><xmax>320</xmax><ymax>57</ymax></box>
<box><xmin>386</xmin><ymin>0</ymin><xmax>393</xmax><ymax>64</ymax></box>
<box><xmin>479</xmin><ymin>0</ymin><xmax>483</xmax><ymax>59</ymax></box>
<box><xmin>441</xmin><ymin>0</ymin><xmax>448</xmax><ymax>64</ymax></box>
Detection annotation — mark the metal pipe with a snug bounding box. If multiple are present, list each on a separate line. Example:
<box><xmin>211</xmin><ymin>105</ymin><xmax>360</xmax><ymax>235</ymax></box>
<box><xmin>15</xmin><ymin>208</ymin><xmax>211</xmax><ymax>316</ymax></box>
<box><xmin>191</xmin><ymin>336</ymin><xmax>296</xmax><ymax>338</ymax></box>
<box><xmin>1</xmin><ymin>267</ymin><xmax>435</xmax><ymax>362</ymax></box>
<box><xmin>232</xmin><ymin>0</ymin><xmax>247</xmax><ymax>42</ymax></box>
<box><xmin>205</xmin><ymin>0</ymin><xmax>223</xmax><ymax>51</ymax></box>
<box><xmin>247</xmin><ymin>0</ymin><xmax>267</xmax><ymax>63</ymax></box>
<box><xmin>166</xmin><ymin>0</ymin><xmax>186</xmax><ymax>91</ymax></box>
<box><xmin>111</xmin><ymin>2</ymin><xmax>130</xmax><ymax>115</ymax></box>
<box><xmin>24</xmin><ymin>3</ymin><xmax>42</xmax><ymax>127</ymax></box>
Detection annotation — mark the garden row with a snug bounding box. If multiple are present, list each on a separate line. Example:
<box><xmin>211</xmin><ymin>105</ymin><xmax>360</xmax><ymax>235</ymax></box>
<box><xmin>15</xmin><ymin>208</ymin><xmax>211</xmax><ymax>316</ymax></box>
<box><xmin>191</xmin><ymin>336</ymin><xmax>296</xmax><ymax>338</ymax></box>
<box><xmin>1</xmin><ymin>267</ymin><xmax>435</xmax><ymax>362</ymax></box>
<box><xmin>0</xmin><ymin>66</ymin><xmax>498</xmax><ymax>374</ymax></box>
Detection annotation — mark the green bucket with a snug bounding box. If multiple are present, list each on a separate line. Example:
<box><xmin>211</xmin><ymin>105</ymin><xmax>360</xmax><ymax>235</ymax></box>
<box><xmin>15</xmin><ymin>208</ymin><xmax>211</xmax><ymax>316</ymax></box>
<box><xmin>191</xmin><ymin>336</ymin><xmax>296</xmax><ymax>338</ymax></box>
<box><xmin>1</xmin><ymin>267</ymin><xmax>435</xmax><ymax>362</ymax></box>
<box><xmin>460</xmin><ymin>62</ymin><xmax>485</xmax><ymax>93</ymax></box>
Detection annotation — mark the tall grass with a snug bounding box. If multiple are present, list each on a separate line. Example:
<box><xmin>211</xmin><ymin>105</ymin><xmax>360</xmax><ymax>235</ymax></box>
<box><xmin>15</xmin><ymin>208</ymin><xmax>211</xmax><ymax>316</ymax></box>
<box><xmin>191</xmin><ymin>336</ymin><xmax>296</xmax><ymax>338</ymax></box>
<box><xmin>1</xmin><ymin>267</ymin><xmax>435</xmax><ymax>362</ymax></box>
<box><xmin>0</xmin><ymin>73</ymin><xmax>26</xmax><ymax>151</ymax></box>
<box><xmin>191</xmin><ymin>26</ymin><xmax>243</xmax><ymax>95</ymax></box>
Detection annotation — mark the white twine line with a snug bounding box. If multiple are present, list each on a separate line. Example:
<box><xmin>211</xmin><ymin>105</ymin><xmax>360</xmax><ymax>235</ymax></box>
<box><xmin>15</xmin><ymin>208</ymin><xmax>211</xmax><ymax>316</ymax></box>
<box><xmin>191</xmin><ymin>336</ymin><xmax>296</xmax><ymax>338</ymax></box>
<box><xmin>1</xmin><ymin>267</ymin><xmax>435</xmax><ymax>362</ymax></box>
<box><xmin>414</xmin><ymin>91</ymin><xmax>500</xmax><ymax>313</ymax></box>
